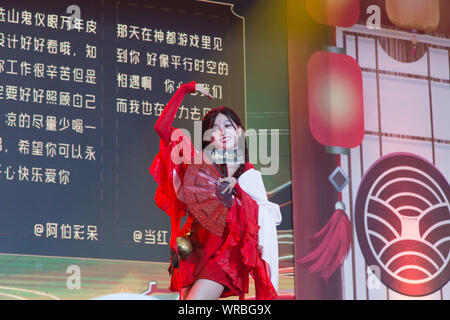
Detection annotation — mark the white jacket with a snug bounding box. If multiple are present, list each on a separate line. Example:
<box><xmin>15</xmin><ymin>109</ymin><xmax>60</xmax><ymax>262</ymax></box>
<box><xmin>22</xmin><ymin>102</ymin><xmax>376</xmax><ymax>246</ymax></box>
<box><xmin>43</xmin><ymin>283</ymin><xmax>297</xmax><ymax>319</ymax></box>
<box><xmin>238</xmin><ymin>168</ymin><xmax>282</xmax><ymax>291</ymax></box>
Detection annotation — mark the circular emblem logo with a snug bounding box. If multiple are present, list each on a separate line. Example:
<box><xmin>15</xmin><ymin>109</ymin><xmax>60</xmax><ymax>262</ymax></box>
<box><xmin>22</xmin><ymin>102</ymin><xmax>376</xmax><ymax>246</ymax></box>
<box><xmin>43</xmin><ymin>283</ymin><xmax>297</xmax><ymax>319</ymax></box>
<box><xmin>355</xmin><ymin>153</ymin><xmax>450</xmax><ymax>296</ymax></box>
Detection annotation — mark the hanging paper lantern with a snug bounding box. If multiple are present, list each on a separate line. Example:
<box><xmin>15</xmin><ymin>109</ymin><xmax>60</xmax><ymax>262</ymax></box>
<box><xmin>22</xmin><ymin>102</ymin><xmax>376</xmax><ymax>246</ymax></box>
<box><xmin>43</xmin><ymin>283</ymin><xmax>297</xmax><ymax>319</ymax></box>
<box><xmin>307</xmin><ymin>50</ymin><xmax>364</xmax><ymax>149</ymax></box>
<box><xmin>386</xmin><ymin>0</ymin><xmax>440</xmax><ymax>32</ymax></box>
<box><xmin>306</xmin><ymin>0</ymin><xmax>360</xmax><ymax>27</ymax></box>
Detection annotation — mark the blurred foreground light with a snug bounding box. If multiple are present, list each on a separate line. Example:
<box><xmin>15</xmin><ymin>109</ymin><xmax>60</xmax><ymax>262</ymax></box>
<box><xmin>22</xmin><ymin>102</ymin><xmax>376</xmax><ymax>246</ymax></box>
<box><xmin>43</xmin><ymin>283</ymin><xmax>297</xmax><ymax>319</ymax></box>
<box><xmin>306</xmin><ymin>0</ymin><xmax>360</xmax><ymax>27</ymax></box>
<box><xmin>307</xmin><ymin>50</ymin><xmax>364</xmax><ymax>149</ymax></box>
<box><xmin>386</xmin><ymin>0</ymin><xmax>440</xmax><ymax>32</ymax></box>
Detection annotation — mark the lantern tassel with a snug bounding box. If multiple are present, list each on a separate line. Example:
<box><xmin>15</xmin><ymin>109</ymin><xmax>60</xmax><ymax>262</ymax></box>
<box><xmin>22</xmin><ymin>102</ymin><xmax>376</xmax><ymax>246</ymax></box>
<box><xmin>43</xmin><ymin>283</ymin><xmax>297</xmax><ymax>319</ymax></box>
<box><xmin>297</xmin><ymin>209</ymin><xmax>352</xmax><ymax>282</ymax></box>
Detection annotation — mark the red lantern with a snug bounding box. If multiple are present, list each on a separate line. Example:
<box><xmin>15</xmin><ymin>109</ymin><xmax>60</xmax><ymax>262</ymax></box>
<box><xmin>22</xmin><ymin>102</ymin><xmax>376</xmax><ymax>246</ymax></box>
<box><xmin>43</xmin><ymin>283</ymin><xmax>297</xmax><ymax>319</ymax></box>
<box><xmin>307</xmin><ymin>50</ymin><xmax>364</xmax><ymax>149</ymax></box>
<box><xmin>306</xmin><ymin>0</ymin><xmax>360</xmax><ymax>27</ymax></box>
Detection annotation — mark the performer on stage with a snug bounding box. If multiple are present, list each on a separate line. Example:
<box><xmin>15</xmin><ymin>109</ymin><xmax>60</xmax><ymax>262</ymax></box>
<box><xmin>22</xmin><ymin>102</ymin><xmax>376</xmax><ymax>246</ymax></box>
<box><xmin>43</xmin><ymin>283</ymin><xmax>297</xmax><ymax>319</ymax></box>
<box><xmin>149</xmin><ymin>81</ymin><xmax>281</xmax><ymax>300</ymax></box>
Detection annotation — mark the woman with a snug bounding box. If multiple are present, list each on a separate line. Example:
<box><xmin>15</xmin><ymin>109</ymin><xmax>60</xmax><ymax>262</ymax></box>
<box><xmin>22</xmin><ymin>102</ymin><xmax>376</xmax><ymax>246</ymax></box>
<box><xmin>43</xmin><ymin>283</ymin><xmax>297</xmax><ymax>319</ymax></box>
<box><xmin>149</xmin><ymin>81</ymin><xmax>281</xmax><ymax>300</ymax></box>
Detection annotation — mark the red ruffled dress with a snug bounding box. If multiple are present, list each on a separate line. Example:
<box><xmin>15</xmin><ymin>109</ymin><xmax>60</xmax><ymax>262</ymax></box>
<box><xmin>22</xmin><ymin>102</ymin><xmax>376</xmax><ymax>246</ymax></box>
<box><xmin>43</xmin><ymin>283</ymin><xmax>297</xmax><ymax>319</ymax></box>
<box><xmin>149</xmin><ymin>81</ymin><xmax>277</xmax><ymax>300</ymax></box>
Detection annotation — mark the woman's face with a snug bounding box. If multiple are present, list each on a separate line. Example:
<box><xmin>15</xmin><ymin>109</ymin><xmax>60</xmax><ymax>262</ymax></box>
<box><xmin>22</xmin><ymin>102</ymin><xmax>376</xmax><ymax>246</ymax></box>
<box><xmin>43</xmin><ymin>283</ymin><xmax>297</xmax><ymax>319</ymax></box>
<box><xmin>210</xmin><ymin>113</ymin><xmax>243</xmax><ymax>151</ymax></box>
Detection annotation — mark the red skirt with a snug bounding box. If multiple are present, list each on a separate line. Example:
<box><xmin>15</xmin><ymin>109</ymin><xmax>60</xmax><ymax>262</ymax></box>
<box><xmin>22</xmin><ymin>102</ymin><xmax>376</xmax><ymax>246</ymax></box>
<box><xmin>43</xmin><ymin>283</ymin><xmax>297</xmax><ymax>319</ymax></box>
<box><xmin>174</xmin><ymin>216</ymin><xmax>245</xmax><ymax>298</ymax></box>
<box><xmin>170</xmin><ymin>195</ymin><xmax>276</xmax><ymax>300</ymax></box>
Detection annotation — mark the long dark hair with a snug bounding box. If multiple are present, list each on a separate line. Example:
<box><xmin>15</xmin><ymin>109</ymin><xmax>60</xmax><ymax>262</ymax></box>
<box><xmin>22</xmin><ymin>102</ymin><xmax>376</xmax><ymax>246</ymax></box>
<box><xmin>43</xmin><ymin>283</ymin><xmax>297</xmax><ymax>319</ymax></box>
<box><xmin>202</xmin><ymin>106</ymin><xmax>249</xmax><ymax>178</ymax></box>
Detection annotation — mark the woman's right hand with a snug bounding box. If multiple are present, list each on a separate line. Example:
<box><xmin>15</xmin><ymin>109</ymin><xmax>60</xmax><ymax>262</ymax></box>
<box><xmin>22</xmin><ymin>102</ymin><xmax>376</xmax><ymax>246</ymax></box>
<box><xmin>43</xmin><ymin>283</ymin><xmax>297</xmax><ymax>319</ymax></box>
<box><xmin>195</xmin><ymin>83</ymin><xmax>214</xmax><ymax>100</ymax></box>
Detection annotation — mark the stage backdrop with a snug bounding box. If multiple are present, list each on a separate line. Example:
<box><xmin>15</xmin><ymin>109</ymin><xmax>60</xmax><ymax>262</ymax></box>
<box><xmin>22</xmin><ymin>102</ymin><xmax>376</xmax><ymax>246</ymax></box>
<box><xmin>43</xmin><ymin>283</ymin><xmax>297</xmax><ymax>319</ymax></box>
<box><xmin>338</xmin><ymin>0</ymin><xmax>450</xmax><ymax>300</ymax></box>
<box><xmin>0</xmin><ymin>0</ymin><xmax>294</xmax><ymax>300</ymax></box>
<box><xmin>0</xmin><ymin>0</ymin><xmax>246</xmax><ymax>262</ymax></box>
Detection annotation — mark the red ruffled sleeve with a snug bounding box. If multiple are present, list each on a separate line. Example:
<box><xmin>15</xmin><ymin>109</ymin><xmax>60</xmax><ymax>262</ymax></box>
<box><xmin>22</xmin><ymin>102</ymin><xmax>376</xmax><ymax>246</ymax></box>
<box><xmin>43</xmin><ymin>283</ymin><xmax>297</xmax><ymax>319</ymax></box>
<box><xmin>149</xmin><ymin>81</ymin><xmax>197</xmax><ymax>251</ymax></box>
<box><xmin>155</xmin><ymin>81</ymin><xmax>197</xmax><ymax>144</ymax></box>
<box><xmin>214</xmin><ymin>179</ymin><xmax>277</xmax><ymax>300</ymax></box>
<box><xmin>149</xmin><ymin>131</ymin><xmax>184</xmax><ymax>249</ymax></box>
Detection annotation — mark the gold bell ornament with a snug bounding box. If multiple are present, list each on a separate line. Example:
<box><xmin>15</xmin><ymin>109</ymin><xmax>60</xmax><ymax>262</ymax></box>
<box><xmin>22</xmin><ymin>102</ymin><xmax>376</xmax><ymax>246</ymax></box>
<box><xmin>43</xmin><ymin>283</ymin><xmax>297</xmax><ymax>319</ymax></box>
<box><xmin>176</xmin><ymin>235</ymin><xmax>193</xmax><ymax>260</ymax></box>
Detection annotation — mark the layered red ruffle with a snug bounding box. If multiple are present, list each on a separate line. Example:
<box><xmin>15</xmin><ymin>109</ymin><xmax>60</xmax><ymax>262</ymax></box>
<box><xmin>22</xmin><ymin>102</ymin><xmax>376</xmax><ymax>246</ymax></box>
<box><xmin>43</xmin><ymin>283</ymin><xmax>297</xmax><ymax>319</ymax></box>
<box><xmin>149</xmin><ymin>131</ymin><xmax>277</xmax><ymax>300</ymax></box>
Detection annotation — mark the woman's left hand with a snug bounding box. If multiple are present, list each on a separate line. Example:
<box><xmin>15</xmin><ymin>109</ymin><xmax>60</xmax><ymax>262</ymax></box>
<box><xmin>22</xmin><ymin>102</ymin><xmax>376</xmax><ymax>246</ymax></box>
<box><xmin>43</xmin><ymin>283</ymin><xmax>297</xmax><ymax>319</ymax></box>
<box><xmin>216</xmin><ymin>177</ymin><xmax>236</xmax><ymax>194</ymax></box>
<box><xmin>258</xmin><ymin>245</ymin><xmax>263</xmax><ymax>255</ymax></box>
<box><xmin>195</xmin><ymin>83</ymin><xmax>214</xmax><ymax>100</ymax></box>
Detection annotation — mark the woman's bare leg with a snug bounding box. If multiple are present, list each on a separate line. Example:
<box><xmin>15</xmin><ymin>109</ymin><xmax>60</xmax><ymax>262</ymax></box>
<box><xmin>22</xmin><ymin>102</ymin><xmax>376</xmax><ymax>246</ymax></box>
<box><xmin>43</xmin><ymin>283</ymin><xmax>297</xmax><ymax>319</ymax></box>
<box><xmin>185</xmin><ymin>279</ymin><xmax>224</xmax><ymax>300</ymax></box>
<box><xmin>180</xmin><ymin>285</ymin><xmax>192</xmax><ymax>300</ymax></box>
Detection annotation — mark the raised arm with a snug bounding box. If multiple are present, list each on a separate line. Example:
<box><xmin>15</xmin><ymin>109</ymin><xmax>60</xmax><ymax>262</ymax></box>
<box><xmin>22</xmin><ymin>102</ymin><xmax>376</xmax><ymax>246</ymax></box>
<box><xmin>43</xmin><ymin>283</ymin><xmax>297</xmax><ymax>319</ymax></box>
<box><xmin>154</xmin><ymin>81</ymin><xmax>197</xmax><ymax>144</ymax></box>
<box><xmin>154</xmin><ymin>81</ymin><xmax>213</xmax><ymax>144</ymax></box>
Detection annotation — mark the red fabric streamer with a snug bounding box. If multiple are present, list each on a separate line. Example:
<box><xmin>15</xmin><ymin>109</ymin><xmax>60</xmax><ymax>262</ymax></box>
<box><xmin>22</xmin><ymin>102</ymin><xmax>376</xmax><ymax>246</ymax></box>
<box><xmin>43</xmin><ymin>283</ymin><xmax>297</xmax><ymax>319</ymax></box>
<box><xmin>297</xmin><ymin>209</ymin><xmax>352</xmax><ymax>281</ymax></box>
